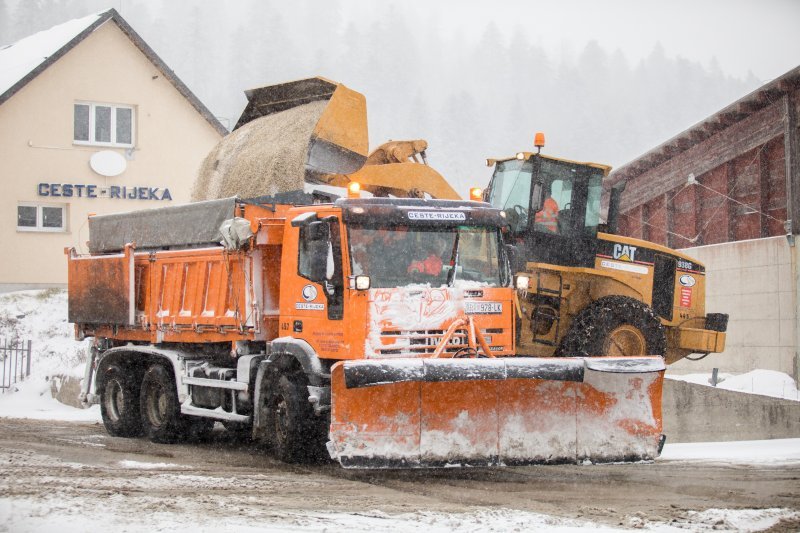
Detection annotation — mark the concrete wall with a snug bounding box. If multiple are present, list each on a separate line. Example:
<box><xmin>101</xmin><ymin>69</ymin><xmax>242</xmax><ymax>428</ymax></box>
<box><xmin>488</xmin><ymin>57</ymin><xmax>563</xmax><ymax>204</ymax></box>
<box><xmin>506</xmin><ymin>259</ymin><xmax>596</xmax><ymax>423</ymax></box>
<box><xmin>669</xmin><ymin>236</ymin><xmax>797</xmax><ymax>379</ymax></box>
<box><xmin>0</xmin><ymin>20</ymin><xmax>222</xmax><ymax>288</ymax></box>
<box><xmin>663</xmin><ymin>380</ymin><xmax>800</xmax><ymax>443</ymax></box>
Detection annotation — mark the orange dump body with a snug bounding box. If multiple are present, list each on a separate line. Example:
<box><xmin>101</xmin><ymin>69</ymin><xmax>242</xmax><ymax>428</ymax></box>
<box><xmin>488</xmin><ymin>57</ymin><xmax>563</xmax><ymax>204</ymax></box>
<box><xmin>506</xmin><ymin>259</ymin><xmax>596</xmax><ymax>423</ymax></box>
<box><xmin>68</xmin><ymin>202</ymin><xmax>286</xmax><ymax>345</ymax></box>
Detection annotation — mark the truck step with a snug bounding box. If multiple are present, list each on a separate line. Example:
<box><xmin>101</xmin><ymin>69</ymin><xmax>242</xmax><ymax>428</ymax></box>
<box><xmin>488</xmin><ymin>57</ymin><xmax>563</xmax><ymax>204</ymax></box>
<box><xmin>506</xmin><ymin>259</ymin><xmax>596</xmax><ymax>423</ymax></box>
<box><xmin>181</xmin><ymin>404</ymin><xmax>250</xmax><ymax>423</ymax></box>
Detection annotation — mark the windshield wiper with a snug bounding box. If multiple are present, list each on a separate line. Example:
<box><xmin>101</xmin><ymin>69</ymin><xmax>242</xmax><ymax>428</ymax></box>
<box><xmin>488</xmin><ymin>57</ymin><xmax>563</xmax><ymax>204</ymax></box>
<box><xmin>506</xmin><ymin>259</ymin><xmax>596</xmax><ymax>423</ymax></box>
<box><xmin>446</xmin><ymin>232</ymin><xmax>460</xmax><ymax>286</ymax></box>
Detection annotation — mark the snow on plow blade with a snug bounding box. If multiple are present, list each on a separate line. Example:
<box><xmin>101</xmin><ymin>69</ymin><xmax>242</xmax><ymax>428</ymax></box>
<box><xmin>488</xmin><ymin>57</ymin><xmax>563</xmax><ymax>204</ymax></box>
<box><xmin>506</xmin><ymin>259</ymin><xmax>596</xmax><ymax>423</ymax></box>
<box><xmin>327</xmin><ymin>357</ymin><xmax>665</xmax><ymax>468</ymax></box>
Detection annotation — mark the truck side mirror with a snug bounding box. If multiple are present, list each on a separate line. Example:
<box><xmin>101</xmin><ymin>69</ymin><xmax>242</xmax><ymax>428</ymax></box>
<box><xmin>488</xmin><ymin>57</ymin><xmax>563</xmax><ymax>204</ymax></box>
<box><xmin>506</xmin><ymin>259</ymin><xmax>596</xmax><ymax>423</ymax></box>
<box><xmin>505</xmin><ymin>244</ymin><xmax>524</xmax><ymax>274</ymax></box>
<box><xmin>531</xmin><ymin>182</ymin><xmax>544</xmax><ymax>213</ymax></box>
<box><xmin>300</xmin><ymin>221</ymin><xmax>332</xmax><ymax>283</ymax></box>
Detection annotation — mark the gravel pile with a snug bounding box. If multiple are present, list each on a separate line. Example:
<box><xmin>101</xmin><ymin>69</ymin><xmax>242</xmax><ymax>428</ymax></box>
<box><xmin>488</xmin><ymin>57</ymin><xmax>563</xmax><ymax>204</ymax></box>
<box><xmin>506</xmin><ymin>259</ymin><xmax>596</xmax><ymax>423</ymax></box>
<box><xmin>192</xmin><ymin>100</ymin><xmax>328</xmax><ymax>201</ymax></box>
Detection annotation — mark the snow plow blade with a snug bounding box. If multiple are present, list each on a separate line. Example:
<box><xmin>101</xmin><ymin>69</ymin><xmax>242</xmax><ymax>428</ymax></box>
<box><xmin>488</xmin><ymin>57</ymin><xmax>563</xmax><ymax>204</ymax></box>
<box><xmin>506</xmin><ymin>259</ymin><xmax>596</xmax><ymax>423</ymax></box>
<box><xmin>327</xmin><ymin>357</ymin><xmax>665</xmax><ymax>468</ymax></box>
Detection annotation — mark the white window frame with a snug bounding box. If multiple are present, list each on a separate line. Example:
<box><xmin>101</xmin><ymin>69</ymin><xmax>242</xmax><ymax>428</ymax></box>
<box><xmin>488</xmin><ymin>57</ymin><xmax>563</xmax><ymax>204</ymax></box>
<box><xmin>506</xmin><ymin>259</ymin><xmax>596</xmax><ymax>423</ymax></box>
<box><xmin>73</xmin><ymin>101</ymin><xmax>135</xmax><ymax>148</ymax></box>
<box><xmin>17</xmin><ymin>202</ymin><xmax>68</xmax><ymax>233</ymax></box>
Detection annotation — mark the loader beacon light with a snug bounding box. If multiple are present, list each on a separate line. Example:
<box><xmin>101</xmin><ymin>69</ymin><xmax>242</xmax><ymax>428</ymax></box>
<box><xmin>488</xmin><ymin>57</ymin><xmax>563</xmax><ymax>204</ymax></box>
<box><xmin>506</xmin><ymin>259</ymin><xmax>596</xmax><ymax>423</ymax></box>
<box><xmin>534</xmin><ymin>132</ymin><xmax>546</xmax><ymax>154</ymax></box>
<box><xmin>469</xmin><ymin>187</ymin><xmax>483</xmax><ymax>201</ymax></box>
<box><xmin>347</xmin><ymin>181</ymin><xmax>361</xmax><ymax>198</ymax></box>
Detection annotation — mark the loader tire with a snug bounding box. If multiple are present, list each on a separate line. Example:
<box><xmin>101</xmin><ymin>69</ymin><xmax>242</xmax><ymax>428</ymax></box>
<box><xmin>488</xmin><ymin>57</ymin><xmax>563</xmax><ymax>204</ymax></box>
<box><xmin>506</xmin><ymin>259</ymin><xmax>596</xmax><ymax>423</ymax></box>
<box><xmin>263</xmin><ymin>370</ymin><xmax>327</xmax><ymax>464</ymax></box>
<box><xmin>558</xmin><ymin>296</ymin><xmax>666</xmax><ymax>357</ymax></box>
<box><xmin>100</xmin><ymin>364</ymin><xmax>143</xmax><ymax>438</ymax></box>
<box><xmin>140</xmin><ymin>363</ymin><xmax>187</xmax><ymax>444</ymax></box>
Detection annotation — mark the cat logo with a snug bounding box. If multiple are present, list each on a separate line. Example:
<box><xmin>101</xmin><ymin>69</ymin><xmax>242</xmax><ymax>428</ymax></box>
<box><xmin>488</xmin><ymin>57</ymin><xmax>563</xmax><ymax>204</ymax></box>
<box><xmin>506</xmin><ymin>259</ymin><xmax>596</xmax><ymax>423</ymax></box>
<box><xmin>612</xmin><ymin>243</ymin><xmax>637</xmax><ymax>262</ymax></box>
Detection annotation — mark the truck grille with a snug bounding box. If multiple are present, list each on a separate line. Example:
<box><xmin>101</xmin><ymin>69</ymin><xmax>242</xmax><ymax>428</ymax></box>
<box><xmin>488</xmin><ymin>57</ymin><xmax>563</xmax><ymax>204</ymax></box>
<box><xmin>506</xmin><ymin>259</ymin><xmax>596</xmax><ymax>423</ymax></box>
<box><xmin>375</xmin><ymin>328</ymin><xmax>506</xmax><ymax>357</ymax></box>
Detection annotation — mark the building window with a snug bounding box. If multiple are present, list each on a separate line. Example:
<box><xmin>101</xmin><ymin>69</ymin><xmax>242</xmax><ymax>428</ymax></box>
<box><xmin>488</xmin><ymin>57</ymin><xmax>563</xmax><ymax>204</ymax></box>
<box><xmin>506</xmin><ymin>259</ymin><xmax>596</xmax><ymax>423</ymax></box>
<box><xmin>73</xmin><ymin>102</ymin><xmax>135</xmax><ymax>147</ymax></box>
<box><xmin>17</xmin><ymin>203</ymin><xmax>67</xmax><ymax>232</ymax></box>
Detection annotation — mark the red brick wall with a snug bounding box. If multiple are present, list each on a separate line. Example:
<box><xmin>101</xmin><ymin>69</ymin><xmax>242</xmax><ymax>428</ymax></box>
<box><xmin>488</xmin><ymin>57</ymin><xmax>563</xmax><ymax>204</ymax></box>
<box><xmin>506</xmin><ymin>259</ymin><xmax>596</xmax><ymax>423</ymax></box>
<box><xmin>618</xmin><ymin>136</ymin><xmax>787</xmax><ymax>247</ymax></box>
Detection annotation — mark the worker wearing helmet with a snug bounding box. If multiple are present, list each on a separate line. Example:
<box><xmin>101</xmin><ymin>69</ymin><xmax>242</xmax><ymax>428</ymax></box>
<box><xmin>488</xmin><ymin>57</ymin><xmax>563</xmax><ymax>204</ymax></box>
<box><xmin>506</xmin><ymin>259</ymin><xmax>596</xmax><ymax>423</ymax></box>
<box><xmin>534</xmin><ymin>185</ymin><xmax>559</xmax><ymax>233</ymax></box>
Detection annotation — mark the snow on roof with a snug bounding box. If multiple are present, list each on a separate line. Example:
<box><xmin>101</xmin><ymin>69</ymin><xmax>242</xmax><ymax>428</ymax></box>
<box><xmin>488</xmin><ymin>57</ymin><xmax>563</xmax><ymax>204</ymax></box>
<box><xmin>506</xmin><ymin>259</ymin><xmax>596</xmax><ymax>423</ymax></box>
<box><xmin>0</xmin><ymin>11</ymin><xmax>105</xmax><ymax>100</ymax></box>
<box><xmin>0</xmin><ymin>9</ymin><xmax>227</xmax><ymax>135</ymax></box>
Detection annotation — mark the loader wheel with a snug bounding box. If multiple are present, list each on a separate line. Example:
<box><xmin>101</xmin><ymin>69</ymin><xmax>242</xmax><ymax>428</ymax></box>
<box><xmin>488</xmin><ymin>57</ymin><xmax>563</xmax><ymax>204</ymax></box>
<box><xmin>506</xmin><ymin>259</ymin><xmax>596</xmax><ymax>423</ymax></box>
<box><xmin>140</xmin><ymin>363</ymin><xmax>187</xmax><ymax>444</ymax></box>
<box><xmin>558</xmin><ymin>296</ymin><xmax>666</xmax><ymax>357</ymax></box>
<box><xmin>264</xmin><ymin>370</ymin><xmax>327</xmax><ymax>464</ymax></box>
<box><xmin>100</xmin><ymin>364</ymin><xmax>143</xmax><ymax>438</ymax></box>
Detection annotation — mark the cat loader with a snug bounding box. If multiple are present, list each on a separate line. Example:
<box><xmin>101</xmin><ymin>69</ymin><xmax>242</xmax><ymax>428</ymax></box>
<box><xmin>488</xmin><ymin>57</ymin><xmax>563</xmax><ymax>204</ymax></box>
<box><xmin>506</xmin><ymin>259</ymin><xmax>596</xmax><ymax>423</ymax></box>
<box><xmin>72</xmin><ymin>81</ymin><xmax>667</xmax><ymax>469</ymax></box>
<box><xmin>482</xmin><ymin>133</ymin><xmax>729</xmax><ymax>364</ymax></box>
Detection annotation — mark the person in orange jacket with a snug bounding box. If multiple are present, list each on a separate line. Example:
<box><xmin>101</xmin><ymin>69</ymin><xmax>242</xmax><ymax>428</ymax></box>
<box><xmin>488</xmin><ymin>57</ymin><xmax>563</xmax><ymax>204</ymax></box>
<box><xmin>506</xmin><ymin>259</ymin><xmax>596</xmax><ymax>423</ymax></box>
<box><xmin>534</xmin><ymin>188</ymin><xmax>559</xmax><ymax>233</ymax></box>
<box><xmin>408</xmin><ymin>237</ymin><xmax>446</xmax><ymax>276</ymax></box>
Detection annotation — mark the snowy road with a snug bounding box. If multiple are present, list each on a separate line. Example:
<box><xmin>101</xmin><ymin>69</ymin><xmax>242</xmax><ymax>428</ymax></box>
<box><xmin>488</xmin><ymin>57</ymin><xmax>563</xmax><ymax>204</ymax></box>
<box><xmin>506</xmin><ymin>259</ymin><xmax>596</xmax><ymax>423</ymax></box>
<box><xmin>0</xmin><ymin>418</ymin><xmax>798</xmax><ymax>532</ymax></box>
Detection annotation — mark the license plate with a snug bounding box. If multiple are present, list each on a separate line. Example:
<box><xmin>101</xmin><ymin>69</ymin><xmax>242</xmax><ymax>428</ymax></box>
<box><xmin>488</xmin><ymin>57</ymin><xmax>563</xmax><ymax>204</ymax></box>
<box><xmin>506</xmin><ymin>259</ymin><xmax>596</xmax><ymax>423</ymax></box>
<box><xmin>464</xmin><ymin>301</ymin><xmax>503</xmax><ymax>314</ymax></box>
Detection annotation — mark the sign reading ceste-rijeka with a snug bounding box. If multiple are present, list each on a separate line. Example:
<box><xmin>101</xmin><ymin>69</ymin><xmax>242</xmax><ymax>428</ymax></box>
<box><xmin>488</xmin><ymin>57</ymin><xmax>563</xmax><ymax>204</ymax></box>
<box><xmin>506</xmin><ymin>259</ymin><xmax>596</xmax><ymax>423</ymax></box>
<box><xmin>37</xmin><ymin>183</ymin><xmax>173</xmax><ymax>201</ymax></box>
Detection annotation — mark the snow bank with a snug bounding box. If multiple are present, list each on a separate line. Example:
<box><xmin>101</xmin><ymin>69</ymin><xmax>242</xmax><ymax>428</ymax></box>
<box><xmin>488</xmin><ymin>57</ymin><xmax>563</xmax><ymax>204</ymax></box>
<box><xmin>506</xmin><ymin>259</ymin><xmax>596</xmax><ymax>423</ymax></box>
<box><xmin>667</xmin><ymin>369</ymin><xmax>799</xmax><ymax>401</ymax></box>
<box><xmin>660</xmin><ymin>438</ymin><xmax>800</xmax><ymax>464</ymax></box>
<box><xmin>0</xmin><ymin>289</ymin><xmax>100</xmax><ymax>422</ymax></box>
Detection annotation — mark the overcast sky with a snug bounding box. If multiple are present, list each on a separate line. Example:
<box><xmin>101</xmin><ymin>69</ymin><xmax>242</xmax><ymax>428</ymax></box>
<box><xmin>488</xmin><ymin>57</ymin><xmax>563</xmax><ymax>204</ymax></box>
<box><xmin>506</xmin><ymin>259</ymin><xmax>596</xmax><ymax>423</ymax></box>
<box><xmin>341</xmin><ymin>0</ymin><xmax>799</xmax><ymax>82</ymax></box>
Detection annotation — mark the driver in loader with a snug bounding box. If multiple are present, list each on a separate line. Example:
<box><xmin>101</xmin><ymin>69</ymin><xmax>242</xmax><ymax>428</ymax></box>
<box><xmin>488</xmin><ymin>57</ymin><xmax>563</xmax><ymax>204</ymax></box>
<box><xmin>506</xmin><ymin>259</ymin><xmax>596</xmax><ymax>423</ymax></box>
<box><xmin>534</xmin><ymin>184</ymin><xmax>559</xmax><ymax>233</ymax></box>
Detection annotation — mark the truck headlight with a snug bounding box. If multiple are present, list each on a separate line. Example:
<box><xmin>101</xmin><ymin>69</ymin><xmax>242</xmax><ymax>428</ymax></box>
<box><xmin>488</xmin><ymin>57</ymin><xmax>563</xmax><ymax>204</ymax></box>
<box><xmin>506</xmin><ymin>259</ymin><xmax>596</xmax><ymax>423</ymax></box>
<box><xmin>516</xmin><ymin>275</ymin><xmax>530</xmax><ymax>290</ymax></box>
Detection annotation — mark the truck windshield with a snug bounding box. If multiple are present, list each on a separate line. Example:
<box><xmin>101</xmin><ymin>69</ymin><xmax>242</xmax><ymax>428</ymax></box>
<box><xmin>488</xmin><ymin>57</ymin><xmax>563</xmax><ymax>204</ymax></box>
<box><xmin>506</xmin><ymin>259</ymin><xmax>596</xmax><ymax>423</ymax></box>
<box><xmin>488</xmin><ymin>157</ymin><xmax>604</xmax><ymax>238</ymax></box>
<box><xmin>348</xmin><ymin>225</ymin><xmax>506</xmax><ymax>288</ymax></box>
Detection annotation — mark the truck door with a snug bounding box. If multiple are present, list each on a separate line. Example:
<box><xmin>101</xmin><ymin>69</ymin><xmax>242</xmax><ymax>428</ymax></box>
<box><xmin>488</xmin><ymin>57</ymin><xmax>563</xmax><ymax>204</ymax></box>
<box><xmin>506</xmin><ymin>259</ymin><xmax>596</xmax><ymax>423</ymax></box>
<box><xmin>282</xmin><ymin>215</ymin><xmax>347</xmax><ymax>358</ymax></box>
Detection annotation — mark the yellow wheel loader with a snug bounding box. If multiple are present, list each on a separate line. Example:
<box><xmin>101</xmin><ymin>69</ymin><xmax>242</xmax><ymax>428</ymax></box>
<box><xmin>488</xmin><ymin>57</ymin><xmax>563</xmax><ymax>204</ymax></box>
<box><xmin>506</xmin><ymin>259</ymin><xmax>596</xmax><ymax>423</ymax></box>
<box><xmin>483</xmin><ymin>134</ymin><xmax>728</xmax><ymax>364</ymax></box>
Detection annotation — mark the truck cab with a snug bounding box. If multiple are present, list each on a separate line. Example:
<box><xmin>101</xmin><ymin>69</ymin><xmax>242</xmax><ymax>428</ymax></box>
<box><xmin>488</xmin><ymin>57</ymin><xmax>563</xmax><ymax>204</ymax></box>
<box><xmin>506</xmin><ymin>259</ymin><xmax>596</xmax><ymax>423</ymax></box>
<box><xmin>282</xmin><ymin>198</ymin><xmax>515</xmax><ymax>360</ymax></box>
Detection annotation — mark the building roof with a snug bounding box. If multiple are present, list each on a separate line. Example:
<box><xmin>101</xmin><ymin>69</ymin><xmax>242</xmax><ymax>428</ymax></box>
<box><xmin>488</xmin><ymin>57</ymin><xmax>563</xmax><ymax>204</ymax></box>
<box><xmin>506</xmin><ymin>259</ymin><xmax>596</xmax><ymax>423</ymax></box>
<box><xmin>607</xmin><ymin>64</ymin><xmax>800</xmax><ymax>188</ymax></box>
<box><xmin>0</xmin><ymin>9</ymin><xmax>228</xmax><ymax>136</ymax></box>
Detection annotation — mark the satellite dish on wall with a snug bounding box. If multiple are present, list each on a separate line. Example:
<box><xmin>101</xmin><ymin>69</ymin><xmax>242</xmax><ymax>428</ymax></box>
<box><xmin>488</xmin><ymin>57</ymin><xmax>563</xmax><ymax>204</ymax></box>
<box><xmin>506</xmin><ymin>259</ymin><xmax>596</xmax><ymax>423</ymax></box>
<box><xmin>90</xmin><ymin>150</ymin><xmax>127</xmax><ymax>177</ymax></box>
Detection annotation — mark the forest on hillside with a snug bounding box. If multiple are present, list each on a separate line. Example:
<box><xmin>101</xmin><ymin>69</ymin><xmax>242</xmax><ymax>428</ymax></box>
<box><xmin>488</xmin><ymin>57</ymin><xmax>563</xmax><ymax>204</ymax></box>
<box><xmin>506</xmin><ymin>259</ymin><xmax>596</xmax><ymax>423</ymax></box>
<box><xmin>0</xmin><ymin>0</ymin><xmax>764</xmax><ymax>192</ymax></box>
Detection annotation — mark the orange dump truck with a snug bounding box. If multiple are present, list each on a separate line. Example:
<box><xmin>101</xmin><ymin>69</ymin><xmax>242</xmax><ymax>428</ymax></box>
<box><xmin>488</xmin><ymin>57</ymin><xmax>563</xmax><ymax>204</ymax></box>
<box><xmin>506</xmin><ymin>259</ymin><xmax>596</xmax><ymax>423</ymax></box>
<box><xmin>70</xmin><ymin>194</ymin><xmax>667</xmax><ymax>468</ymax></box>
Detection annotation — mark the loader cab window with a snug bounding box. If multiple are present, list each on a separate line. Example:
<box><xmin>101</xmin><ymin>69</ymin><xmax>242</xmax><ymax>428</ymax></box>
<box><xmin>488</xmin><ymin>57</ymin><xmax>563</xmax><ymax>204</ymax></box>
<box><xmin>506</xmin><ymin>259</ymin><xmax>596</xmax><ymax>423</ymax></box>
<box><xmin>486</xmin><ymin>159</ymin><xmax>533</xmax><ymax>233</ymax></box>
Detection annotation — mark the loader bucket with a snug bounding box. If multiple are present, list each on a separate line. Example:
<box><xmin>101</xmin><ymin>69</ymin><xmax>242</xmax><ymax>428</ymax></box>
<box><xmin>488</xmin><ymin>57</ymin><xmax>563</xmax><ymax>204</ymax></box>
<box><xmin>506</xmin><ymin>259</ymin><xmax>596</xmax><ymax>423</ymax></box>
<box><xmin>193</xmin><ymin>77</ymin><xmax>368</xmax><ymax>201</ymax></box>
<box><xmin>327</xmin><ymin>356</ymin><xmax>665</xmax><ymax>468</ymax></box>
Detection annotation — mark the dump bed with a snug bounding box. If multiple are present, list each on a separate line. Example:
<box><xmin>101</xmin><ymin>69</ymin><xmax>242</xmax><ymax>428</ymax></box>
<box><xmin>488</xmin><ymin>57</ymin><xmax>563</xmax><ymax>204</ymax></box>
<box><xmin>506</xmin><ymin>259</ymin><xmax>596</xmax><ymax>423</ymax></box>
<box><xmin>68</xmin><ymin>199</ymin><xmax>284</xmax><ymax>344</ymax></box>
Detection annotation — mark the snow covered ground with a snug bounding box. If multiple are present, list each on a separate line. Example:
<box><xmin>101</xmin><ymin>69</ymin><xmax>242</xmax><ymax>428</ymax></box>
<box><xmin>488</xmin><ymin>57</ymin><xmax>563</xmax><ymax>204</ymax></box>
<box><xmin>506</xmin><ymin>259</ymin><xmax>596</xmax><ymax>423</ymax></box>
<box><xmin>667</xmin><ymin>369</ymin><xmax>800</xmax><ymax>401</ymax></box>
<box><xmin>1</xmin><ymin>289</ymin><xmax>798</xmax><ymax>532</ymax></box>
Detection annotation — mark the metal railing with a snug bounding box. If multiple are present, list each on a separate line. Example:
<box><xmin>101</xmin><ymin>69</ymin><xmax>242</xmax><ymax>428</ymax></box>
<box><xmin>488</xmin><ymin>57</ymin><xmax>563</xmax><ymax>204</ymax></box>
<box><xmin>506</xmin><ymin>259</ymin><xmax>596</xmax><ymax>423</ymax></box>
<box><xmin>1</xmin><ymin>338</ymin><xmax>32</xmax><ymax>393</ymax></box>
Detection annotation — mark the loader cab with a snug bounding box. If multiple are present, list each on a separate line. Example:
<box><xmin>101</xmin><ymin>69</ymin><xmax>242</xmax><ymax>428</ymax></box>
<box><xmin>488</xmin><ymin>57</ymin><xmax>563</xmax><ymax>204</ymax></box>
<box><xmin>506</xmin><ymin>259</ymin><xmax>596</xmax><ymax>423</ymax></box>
<box><xmin>486</xmin><ymin>154</ymin><xmax>608</xmax><ymax>269</ymax></box>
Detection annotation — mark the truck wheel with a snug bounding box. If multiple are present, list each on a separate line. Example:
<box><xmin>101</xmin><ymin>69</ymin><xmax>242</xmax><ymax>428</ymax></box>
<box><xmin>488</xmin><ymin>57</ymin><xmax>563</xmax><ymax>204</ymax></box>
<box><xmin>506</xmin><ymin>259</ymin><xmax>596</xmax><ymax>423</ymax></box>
<box><xmin>140</xmin><ymin>363</ymin><xmax>186</xmax><ymax>444</ymax></box>
<box><xmin>264</xmin><ymin>370</ymin><xmax>326</xmax><ymax>463</ymax></box>
<box><xmin>100</xmin><ymin>364</ymin><xmax>143</xmax><ymax>437</ymax></box>
<box><xmin>558</xmin><ymin>296</ymin><xmax>666</xmax><ymax>357</ymax></box>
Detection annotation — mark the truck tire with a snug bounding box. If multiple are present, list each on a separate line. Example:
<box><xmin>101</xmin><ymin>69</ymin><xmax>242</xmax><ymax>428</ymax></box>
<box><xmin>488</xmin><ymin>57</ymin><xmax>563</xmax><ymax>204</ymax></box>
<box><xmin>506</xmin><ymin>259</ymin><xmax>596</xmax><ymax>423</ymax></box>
<box><xmin>140</xmin><ymin>363</ymin><xmax>187</xmax><ymax>444</ymax></box>
<box><xmin>263</xmin><ymin>370</ymin><xmax>327</xmax><ymax>463</ymax></box>
<box><xmin>558</xmin><ymin>296</ymin><xmax>666</xmax><ymax>357</ymax></box>
<box><xmin>100</xmin><ymin>364</ymin><xmax>143</xmax><ymax>437</ymax></box>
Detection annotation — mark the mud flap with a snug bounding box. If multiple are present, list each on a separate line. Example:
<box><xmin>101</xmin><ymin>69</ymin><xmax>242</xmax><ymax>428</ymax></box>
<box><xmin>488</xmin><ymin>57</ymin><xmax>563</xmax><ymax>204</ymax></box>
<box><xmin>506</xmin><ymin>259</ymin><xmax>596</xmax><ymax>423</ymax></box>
<box><xmin>327</xmin><ymin>357</ymin><xmax>665</xmax><ymax>468</ymax></box>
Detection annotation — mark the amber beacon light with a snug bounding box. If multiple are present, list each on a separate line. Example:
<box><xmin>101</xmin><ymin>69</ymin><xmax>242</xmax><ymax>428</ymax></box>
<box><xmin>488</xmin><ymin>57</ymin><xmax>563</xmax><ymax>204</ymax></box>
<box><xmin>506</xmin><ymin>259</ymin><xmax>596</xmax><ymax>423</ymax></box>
<box><xmin>347</xmin><ymin>181</ymin><xmax>362</xmax><ymax>198</ymax></box>
<box><xmin>534</xmin><ymin>132</ymin><xmax>546</xmax><ymax>153</ymax></box>
<box><xmin>469</xmin><ymin>187</ymin><xmax>483</xmax><ymax>201</ymax></box>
